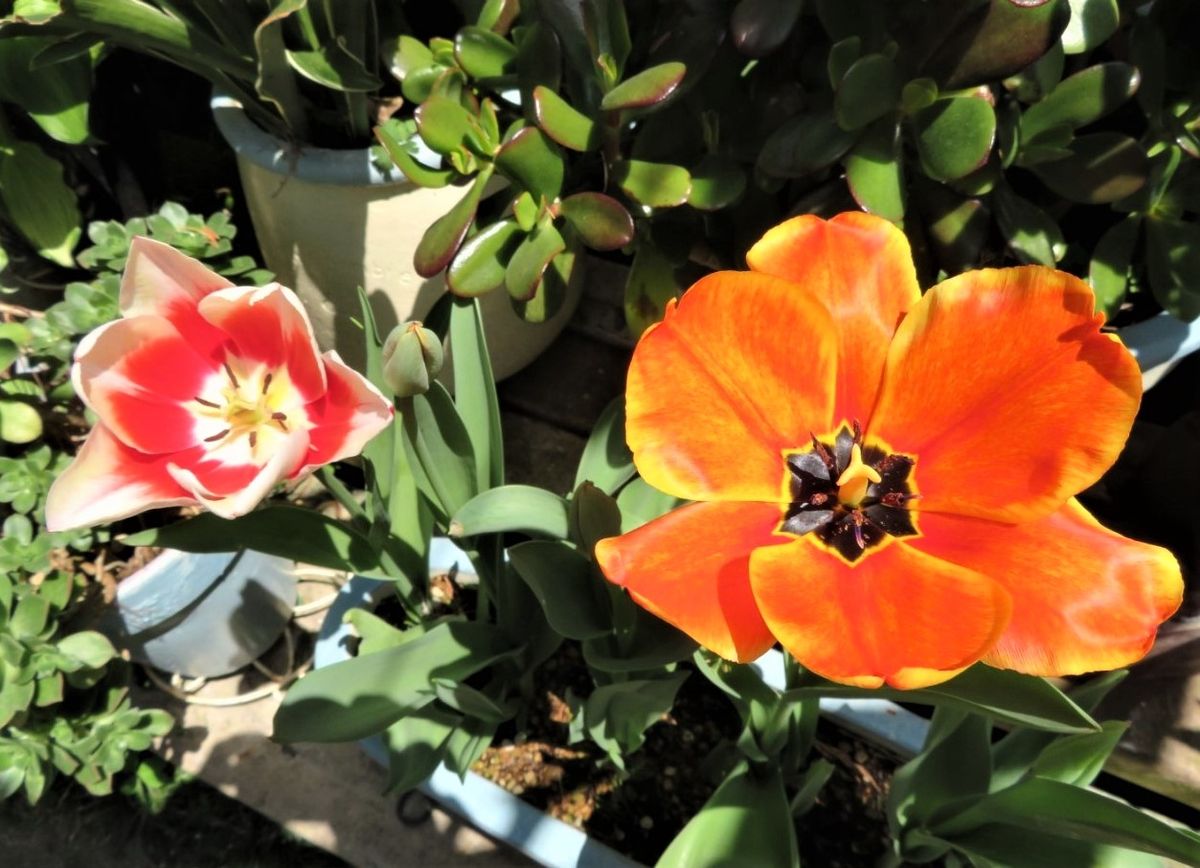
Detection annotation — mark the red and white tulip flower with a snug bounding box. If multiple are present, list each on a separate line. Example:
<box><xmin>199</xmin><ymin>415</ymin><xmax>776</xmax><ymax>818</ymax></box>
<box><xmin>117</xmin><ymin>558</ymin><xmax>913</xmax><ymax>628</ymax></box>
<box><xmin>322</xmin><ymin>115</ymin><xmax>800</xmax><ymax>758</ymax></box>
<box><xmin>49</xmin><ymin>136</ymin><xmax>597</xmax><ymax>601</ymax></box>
<box><xmin>46</xmin><ymin>237</ymin><xmax>393</xmax><ymax>531</ymax></box>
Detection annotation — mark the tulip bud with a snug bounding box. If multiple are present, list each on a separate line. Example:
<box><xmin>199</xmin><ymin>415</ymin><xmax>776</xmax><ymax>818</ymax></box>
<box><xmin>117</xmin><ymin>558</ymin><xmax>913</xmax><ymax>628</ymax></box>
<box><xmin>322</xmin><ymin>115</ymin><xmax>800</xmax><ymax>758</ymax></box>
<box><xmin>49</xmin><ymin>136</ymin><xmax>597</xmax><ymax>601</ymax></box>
<box><xmin>382</xmin><ymin>321</ymin><xmax>444</xmax><ymax>398</ymax></box>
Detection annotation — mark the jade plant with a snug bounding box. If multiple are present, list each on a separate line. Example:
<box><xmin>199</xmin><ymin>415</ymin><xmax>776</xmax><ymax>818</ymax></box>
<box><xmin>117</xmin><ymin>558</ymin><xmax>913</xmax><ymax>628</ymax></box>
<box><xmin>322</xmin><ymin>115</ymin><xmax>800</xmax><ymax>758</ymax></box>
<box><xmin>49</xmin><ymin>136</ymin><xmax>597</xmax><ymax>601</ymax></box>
<box><xmin>0</xmin><ymin>0</ymin><xmax>472</xmax><ymax>147</ymax></box>
<box><xmin>383</xmin><ymin>0</ymin><xmax>1200</xmax><ymax>330</ymax></box>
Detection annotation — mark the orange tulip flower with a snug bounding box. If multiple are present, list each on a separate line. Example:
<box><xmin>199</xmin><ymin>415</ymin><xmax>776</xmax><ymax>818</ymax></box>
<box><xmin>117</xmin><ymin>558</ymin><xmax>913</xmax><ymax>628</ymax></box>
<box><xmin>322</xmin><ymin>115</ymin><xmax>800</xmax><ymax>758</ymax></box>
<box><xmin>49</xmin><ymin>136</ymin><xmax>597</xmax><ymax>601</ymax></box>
<box><xmin>596</xmin><ymin>213</ymin><xmax>1183</xmax><ymax>689</ymax></box>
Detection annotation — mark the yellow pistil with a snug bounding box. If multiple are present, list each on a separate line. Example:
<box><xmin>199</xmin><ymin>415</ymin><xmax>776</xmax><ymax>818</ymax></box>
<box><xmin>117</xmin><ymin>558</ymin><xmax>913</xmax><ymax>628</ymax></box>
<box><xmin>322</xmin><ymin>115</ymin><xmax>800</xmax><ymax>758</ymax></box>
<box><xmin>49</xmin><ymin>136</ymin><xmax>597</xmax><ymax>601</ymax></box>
<box><xmin>836</xmin><ymin>443</ymin><xmax>881</xmax><ymax>507</ymax></box>
<box><xmin>193</xmin><ymin>362</ymin><xmax>297</xmax><ymax>459</ymax></box>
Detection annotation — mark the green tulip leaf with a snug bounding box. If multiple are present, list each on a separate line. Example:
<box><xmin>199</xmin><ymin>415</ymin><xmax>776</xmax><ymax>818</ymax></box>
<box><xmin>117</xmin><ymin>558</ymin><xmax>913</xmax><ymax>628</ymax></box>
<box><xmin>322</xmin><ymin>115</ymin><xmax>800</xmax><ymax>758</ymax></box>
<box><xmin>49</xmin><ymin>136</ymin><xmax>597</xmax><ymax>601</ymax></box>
<box><xmin>600</xmin><ymin>61</ymin><xmax>686</xmax><ymax>111</ymax></box>
<box><xmin>575</xmin><ymin>399</ymin><xmax>635</xmax><ymax>495</ymax></box>
<box><xmin>508</xmin><ymin>540</ymin><xmax>612</xmax><ymax>640</ymax></box>
<box><xmin>0</xmin><ymin>36</ymin><xmax>92</xmax><ymax>144</ymax></box>
<box><xmin>559</xmin><ymin>192</ymin><xmax>634</xmax><ymax>251</ymax></box>
<box><xmin>657</xmin><ymin>762</ymin><xmax>800</xmax><ymax>868</ymax></box>
<box><xmin>413</xmin><ymin>170</ymin><xmax>491</xmax><ymax>278</ymax></box>
<box><xmin>686</xmin><ymin>155</ymin><xmax>747</xmax><ymax>211</ymax></box>
<box><xmin>0</xmin><ymin>141</ymin><xmax>80</xmax><ymax>267</ymax></box>
<box><xmin>584</xmin><ymin>673</ymin><xmax>689</xmax><ymax>769</ymax></box>
<box><xmin>612</xmin><ymin>159</ymin><xmax>692</xmax><ymax>208</ymax></box>
<box><xmin>286</xmin><ymin>44</ymin><xmax>382</xmax><ymax>92</ymax></box>
<box><xmin>505</xmin><ymin>221</ymin><xmax>565</xmax><ymax>301</ymax></box>
<box><xmin>531</xmin><ymin>85</ymin><xmax>598</xmax><ymax>151</ymax></box>
<box><xmin>845</xmin><ymin>119</ymin><xmax>905</xmax><ymax>222</ymax></box>
<box><xmin>1030</xmin><ymin>133</ymin><xmax>1148</xmax><ymax>205</ymax></box>
<box><xmin>758</xmin><ymin>108</ymin><xmax>858</xmax><ymax>178</ymax></box>
<box><xmin>913</xmin><ymin>96</ymin><xmax>996</xmax><ymax>182</ymax></box>
<box><xmin>1021</xmin><ymin>62</ymin><xmax>1140</xmax><ymax>145</ymax></box>
<box><xmin>454</xmin><ymin>25</ymin><xmax>517</xmax><ymax>80</ymax></box>
<box><xmin>1061</xmin><ymin>0</ymin><xmax>1119</xmax><ymax>54</ymax></box>
<box><xmin>450</xmin><ymin>485</ymin><xmax>570</xmax><ymax>539</ymax></box>
<box><xmin>835</xmin><ymin>53</ymin><xmax>901</xmax><ymax>131</ymax></box>
<box><xmin>447</xmin><ymin>219</ymin><xmax>524</xmax><ymax>297</ymax></box>
<box><xmin>496</xmin><ymin>126</ymin><xmax>564</xmax><ymax>201</ymax></box>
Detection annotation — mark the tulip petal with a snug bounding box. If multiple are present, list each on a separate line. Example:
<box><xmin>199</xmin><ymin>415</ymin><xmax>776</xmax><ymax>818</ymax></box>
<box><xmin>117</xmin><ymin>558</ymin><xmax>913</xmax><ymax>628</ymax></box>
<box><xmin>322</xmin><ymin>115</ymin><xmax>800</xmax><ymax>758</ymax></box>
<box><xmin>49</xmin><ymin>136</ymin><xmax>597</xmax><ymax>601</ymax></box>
<box><xmin>120</xmin><ymin>237</ymin><xmax>232</xmax><ymax>360</ymax></box>
<box><xmin>168</xmin><ymin>429</ymin><xmax>311</xmax><ymax>519</ymax></box>
<box><xmin>199</xmin><ymin>284</ymin><xmax>327</xmax><ymax>402</ymax></box>
<box><xmin>73</xmin><ymin>316</ymin><xmax>220</xmax><ymax>454</ymax></box>
<box><xmin>749</xmin><ymin>539</ymin><xmax>1011</xmax><ymax>688</ymax></box>
<box><xmin>44</xmin><ymin>423</ymin><xmax>193</xmax><ymax>531</ymax></box>
<box><xmin>627</xmin><ymin>272</ymin><xmax>838</xmax><ymax>502</ymax></box>
<box><xmin>596</xmin><ymin>501</ymin><xmax>784</xmax><ymax>662</ymax></box>
<box><xmin>910</xmin><ymin>500</ymin><xmax>1183</xmax><ymax>677</ymax></box>
<box><xmin>746</xmin><ymin>212</ymin><xmax>920</xmax><ymax>425</ymax></box>
<box><xmin>300</xmin><ymin>351</ymin><xmax>393</xmax><ymax>475</ymax></box>
<box><xmin>869</xmin><ymin>267</ymin><xmax>1141</xmax><ymax>522</ymax></box>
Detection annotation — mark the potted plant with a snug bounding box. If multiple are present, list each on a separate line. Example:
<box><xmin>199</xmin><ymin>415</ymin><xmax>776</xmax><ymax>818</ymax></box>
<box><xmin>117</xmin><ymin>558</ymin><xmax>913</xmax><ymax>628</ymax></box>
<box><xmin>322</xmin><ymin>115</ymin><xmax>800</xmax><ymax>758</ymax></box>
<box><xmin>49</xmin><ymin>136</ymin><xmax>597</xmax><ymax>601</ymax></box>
<box><xmin>0</xmin><ymin>0</ymin><xmax>585</xmax><ymax>378</ymax></box>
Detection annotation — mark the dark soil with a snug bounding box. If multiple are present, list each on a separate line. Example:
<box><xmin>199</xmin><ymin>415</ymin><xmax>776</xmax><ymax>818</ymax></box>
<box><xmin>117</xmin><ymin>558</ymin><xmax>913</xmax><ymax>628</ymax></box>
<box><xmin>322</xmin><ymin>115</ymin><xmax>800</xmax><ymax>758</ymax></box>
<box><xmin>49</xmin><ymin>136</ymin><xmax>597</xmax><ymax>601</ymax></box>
<box><xmin>469</xmin><ymin>642</ymin><xmax>896</xmax><ymax>867</ymax></box>
<box><xmin>0</xmin><ymin>774</ymin><xmax>347</xmax><ymax>868</ymax></box>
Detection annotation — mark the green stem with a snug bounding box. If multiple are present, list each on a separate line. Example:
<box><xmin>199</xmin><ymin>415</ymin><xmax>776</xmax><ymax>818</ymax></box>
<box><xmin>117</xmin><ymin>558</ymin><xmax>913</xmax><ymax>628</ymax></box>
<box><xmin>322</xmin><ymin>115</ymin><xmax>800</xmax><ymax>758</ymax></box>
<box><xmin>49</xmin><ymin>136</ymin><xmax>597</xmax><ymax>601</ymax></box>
<box><xmin>316</xmin><ymin>466</ymin><xmax>368</xmax><ymax>524</ymax></box>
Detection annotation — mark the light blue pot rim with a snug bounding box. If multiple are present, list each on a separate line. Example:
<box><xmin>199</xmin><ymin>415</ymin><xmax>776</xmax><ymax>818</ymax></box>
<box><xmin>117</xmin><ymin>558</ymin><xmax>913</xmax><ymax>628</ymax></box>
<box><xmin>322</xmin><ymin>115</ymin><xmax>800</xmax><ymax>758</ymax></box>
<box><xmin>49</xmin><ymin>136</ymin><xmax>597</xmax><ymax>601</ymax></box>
<box><xmin>1120</xmin><ymin>311</ymin><xmax>1200</xmax><ymax>376</ymax></box>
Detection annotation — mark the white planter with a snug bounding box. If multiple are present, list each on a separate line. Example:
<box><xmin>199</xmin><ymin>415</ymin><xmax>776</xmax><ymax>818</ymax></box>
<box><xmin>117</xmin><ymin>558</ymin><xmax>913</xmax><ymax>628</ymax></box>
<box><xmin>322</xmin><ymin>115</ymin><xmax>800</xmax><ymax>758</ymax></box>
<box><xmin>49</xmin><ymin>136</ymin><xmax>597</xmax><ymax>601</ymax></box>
<box><xmin>96</xmin><ymin>548</ymin><xmax>296</xmax><ymax>679</ymax></box>
<box><xmin>210</xmin><ymin>95</ymin><xmax>582</xmax><ymax>379</ymax></box>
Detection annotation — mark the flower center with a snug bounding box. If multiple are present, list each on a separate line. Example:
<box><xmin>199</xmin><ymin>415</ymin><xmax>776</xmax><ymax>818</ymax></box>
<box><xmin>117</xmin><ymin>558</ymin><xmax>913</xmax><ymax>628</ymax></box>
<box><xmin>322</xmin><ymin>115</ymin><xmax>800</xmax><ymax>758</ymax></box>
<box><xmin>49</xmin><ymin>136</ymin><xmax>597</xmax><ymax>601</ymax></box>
<box><xmin>780</xmin><ymin>422</ymin><xmax>918</xmax><ymax>563</ymax></box>
<box><xmin>193</xmin><ymin>362</ymin><xmax>297</xmax><ymax>456</ymax></box>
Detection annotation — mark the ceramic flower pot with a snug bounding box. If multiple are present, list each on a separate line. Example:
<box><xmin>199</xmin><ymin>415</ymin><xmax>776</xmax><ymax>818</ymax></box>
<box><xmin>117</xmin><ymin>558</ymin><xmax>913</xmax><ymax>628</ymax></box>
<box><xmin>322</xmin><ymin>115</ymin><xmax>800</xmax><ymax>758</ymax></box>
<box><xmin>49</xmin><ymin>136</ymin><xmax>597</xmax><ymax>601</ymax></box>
<box><xmin>210</xmin><ymin>94</ymin><xmax>582</xmax><ymax>379</ymax></box>
<box><xmin>96</xmin><ymin>548</ymin><xmax>296</xmax><ymax>679</ymax></box>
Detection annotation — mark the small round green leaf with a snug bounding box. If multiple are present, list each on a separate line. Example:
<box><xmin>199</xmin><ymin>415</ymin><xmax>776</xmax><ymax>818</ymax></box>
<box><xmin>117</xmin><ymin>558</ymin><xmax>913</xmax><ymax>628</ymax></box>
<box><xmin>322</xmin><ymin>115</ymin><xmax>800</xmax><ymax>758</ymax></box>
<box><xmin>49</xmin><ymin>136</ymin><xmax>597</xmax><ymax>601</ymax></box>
<box><xmin>1030</xmin><ymin>133</ymin><xmax>1149</xmax><ymax>205</ymax></box>
<box><xmin>913</xmin><ymin>96</ymin><xmax>996</xmax><ymax>182</ymax></box>
<box><xmin>993</xmin><ymin>184</ymin><xmax>1065</xmax><ymax>266</ymax></box>
<box><xmin>559</xmin><ymin>193</ymin><xmax>634</xmax><ymax>251</ymax></box>
<box><xmin>844</xmin><ymin>119</ymin><xmax>905</xmax><ymax>222</ymax></box>
<box><xmin>686</xmin><ymin>156</ymin><xmax>747</xmax><ymax>211</ymax></box>
<box><xmin>496</xmin><ymin>126</ymin><xmax>565</xmax><ymax>201</ymax></box>
<box><xmin>730</xmin><ymin>0</ymin><xmax>804</xmax><ymax>58</ymax></box>
<box><xmin>1020</xmin><ymin>62</ymin><xmax>1140</xmax><ymax>144</ymax></box>
<box><xmin>1145</xmin><ymin>216</ymin><xmax>1200</xmax><ymax>322</ymax></box>
<box><xmin>413</xmin><ymin>170</ymin><xmax>491</xmax><ymax>277</ymax></box>
<box><xmin>1089</xmin><ymin>216</ymin><xmax>1141</xmax><ymax>319</ymax></box>
<box><xmin>758</xmin><ymin>109</ymin><xmax>858</xmax><ymax>178</ymax></box>
<box><xmin>505</xmin><ymin>222</ymin><xmax>566</xmax><ymax>301</ymax></box>
<box><xmin>414</xmin><ymin>96</ymin><xmax>478</xmax><ymax>156</ymax></box>
<box><xmin>0</xmin><ymin>400</ymin><xmax>42</xmax><ymax>444</ymax></box>
<box><xmin>1061</xmin><ymin>0</ymin><xmax>1119</xmax><ymax>55</ymax></box>
<box><xmin>531</xmin><ymin>86</ymin><xmax>597</xmax><ymax>152</ymax></box>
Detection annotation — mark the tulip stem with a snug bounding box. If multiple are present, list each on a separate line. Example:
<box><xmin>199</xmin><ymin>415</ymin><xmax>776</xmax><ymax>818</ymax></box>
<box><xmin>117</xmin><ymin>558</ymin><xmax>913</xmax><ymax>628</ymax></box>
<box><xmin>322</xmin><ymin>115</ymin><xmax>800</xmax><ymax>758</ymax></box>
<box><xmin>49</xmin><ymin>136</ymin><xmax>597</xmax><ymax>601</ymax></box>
<box><xmin>316</xmin><ymin>466</ymin><xmax>369</xmax><ymax>524</ymax></box>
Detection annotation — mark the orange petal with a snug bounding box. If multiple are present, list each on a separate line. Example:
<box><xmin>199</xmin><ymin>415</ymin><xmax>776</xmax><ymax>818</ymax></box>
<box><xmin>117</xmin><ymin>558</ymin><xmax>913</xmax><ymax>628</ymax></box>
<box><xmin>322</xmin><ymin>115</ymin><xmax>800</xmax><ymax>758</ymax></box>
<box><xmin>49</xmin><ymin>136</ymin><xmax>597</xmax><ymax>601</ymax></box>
<box><xmin>869</xmin><ymin>267</ymin><xmax>1141</xmax><ymax>522</ymax></box>
<box><xmin>595</xmin><ymin>501</ymin><xmax>783</xmax><ymax>662</ymax></box>
<box><xmin>746</xmin><ymin>212</ymin><xmax>920</xmax><ymax>425</ymax></box>
<box><xmin>626</xmin><ymin>272</ymin><xmax>837</xmax><ymax>502</ymax></box>
<box><xmin>909</xmin><ymin>500</ymin><xmax>1183</xmax><ymax>677</ymax></box>
<box><xmin>749</xmin><ymin>539</ymin><xmax>1011</xmax><ymax>688</ymax></box>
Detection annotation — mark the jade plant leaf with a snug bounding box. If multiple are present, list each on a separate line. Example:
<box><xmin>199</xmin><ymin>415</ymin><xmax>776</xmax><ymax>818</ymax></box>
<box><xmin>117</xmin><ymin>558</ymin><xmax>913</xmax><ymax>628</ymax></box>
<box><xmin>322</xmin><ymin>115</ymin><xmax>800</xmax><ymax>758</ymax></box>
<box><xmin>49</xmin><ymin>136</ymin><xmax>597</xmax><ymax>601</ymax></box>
<box><xmin>1088</xmin><ymin>216</ymin><xmax>1141</xmax><ymax>319</ymax></box>
<box><xmin>612</xmin><ymin>160</ymin><xmax>692</xmax><ymax>208</ymax></box>
<box><xmin>624</xmin><ymin>241</ymin><xmax>686</xmax><ymax>336</ymax></box>
<box><xmin>414</xmin><ymin>95</ymin><xmax>479</xmax><ymax>156</ymax></box>
<box><xmin>600</xmin><ymin>61</ymin><xmax>686</xmax><ymax>111</ymax></box>
<box><xmin>918</xmin><ymin>0</ymin><xmax>1071</xmax><ymax>90</ymax></box>
<box><xmin>1061</xmin><ymin>0</ymin><xmax>1119</xmax><ymax>54</ymax></box>
<box><xmin>447</xmin><ymin>219</ymin><xmax>524</xmax><ymax>297</ymax></box>
<box><xmin>559</xmin><ymin>192</ymin><xmax>634</xmax><ymax>251</ymax></box>
<box><xmin>845</xmin><ymin>119</ymin><xmax>905</xmax><ymax>222</ymax></box>
<box><xmin>835</xmin><ymin>53</ymin><xmax>901</xmax><ymax>132</ymax></box>
<box><xmin>454</xmin><ymin>25</ymin><xmax>517</xmax><ymax>79</ymax></box>
<box><xmin>511</xmin><ymin>247</ymin><xmax>573</xmax><ymax>323</ymax></box>
<box><xmin>1145</xmin><ymin>215</ymin><xmax>1200</xmax><ymax>321</ymax></box>
<box><xmin>919</xmin><ymin>183</ymin><xmax>990</xmax><ymax>273</ymax></box>
<box><xmin>505</xmin><ymin>221</ymin><xmax>566</xmax><ymax>301</ymax></box>
<box><xmin>495</xmin><ymin>126</ymin><xmax>564</xmax><ymax>201</ymax></box>
<box><xmin>730</xmin><ymin>0</ymin><xmax>804</xmax><ymax>58</ymax></box>
<box><xmin>992</xmin><ymin>184</ymin><xmax>1064</xmax><ymax>266</ymax></box>
<box><xmin>758</xmin><ymin>109</ymin><xmax>858</xmax><ymax>178</ymax></box>
<box><xmin>413</xmin><ymin>170</ymin><xmax>491</xmax><ymax>277</ymax></box>
<box><xmin>531</xmin><ymin>85</ymin><xmax>598</xmax><ymax>151</ymax></box>
<box><xmin>374</xmin><ymin>121</ymin><xmax>454</xmax><ymax>188</ymax></box>
<box><xmin>1030</xmin><ymin>133</ymin><xmax>1148</xmax><ymax>204</ymax></box>
<box><xmin>1020</xmin><ymin>62</ymin><xmax>1141</xmax><ymax>144</ymax></box>
<box><xmin>658</xmin><ymin>762</ymin><xmax>800</xmax><ymax>868</ymax></box>
<box><xmin>913</xmin><ymin>96</ymin><xmax>996</xmax><ymax>183</ymax></box>
<box><xmin>687</xmin><ymin>155</ymin><xmax>747</xmax><ymax>211</ymax></box>
<box><xmin>508</xmin><ymin>540</ymin><xmax>611</xmax><ymax>640</ymax></box>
